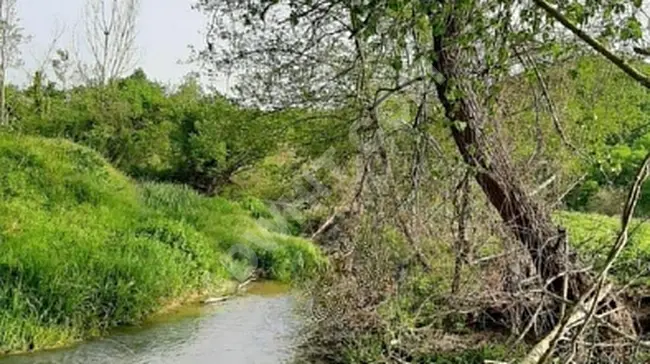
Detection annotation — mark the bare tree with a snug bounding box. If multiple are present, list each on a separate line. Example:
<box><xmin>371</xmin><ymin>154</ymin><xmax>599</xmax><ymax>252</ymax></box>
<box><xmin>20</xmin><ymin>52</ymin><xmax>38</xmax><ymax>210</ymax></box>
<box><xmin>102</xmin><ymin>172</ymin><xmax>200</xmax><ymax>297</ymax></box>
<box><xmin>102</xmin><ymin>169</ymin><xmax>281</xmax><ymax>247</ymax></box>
<box><xmin>51</xmin><ymin>49</ymin><xmax>75</xmax><ymax>91</ymax></box>
<box><xmin>82</xmin><ymin>0</ymin><xmax>140</xmax><ymax>85</ymax></box>
<box><xmin>0</xmin><ymin>0</ymin><xmax>26</xmax><ymax>125</ymax></box>
<box><xmin>27</xmin><ymin>21</ymin><xmax>65</xmax><ymax>76</ymax></box>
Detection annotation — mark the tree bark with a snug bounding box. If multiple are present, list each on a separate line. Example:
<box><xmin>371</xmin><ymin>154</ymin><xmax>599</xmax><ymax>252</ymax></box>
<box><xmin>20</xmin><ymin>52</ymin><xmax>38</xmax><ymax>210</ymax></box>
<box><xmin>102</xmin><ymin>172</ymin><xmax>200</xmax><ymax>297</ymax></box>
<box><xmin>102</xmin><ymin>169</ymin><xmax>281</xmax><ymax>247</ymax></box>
<box><xmin>452</xmin><ymin>170</ymin><xmax>471</xmax><ymax>295</ymax></box>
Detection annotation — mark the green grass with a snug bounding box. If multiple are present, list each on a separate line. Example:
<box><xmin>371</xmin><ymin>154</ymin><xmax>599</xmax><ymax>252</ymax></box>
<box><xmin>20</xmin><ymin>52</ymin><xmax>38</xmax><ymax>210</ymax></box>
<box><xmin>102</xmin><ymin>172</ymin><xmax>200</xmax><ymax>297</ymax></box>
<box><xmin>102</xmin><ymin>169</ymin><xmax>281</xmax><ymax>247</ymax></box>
<box><xmin>0</xmin><ymin>134</ymin><xmax>324</xmax><ymax>353</ymax></box>
<box><xmin>556</xmin><ymin>211</ymin><xmax>650</xmax><ymax>285</ymax></box>
<box><xmin>138</xmin><ymin>182</ymin><xmax>325</xmax><ymax>282</ymax></box>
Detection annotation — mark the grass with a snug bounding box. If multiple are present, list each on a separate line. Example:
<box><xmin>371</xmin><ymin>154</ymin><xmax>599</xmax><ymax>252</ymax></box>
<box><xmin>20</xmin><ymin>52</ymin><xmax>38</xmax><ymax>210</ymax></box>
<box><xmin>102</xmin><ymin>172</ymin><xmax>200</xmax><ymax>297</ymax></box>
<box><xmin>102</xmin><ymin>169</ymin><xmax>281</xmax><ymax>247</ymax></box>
<box><xmin>0</xmin><ymin>134</ymin><xmax>324</xmax><ymax>354</ymax></box>
<box><xmin>556</xmin><ymin>211</ymin><xmax>650</xmax><ymax>286</ymax></box>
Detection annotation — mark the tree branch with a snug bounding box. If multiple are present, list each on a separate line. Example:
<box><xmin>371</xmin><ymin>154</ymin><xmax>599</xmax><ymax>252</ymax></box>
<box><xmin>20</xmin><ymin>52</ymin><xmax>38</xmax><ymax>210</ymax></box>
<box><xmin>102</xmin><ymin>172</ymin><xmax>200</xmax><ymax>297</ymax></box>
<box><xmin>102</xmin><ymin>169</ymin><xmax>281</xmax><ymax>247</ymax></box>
<box><xmin>533</xmin><ymin>0</ymin><xmax>650</xmax><ymax>89</ymax></box>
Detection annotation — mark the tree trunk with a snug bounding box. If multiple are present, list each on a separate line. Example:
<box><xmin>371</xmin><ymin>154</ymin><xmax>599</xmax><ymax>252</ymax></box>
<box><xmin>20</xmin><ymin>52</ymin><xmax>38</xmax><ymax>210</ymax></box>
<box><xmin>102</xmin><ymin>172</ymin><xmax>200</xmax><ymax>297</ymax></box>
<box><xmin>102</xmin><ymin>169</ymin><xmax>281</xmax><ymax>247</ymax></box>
<box><xmin>429</xmin><ymin>11</ymin><xmax>590</xmax><ymax>302</ymax></box>
<box><xmin>0</xmin><ymin>67</ymin><xmax>6</xmax><ymax>126</ymax></box>
<box><xmin>452</xmin><ymin>170</ymin><xmax>471</xmax><ymax>295</ymax></box>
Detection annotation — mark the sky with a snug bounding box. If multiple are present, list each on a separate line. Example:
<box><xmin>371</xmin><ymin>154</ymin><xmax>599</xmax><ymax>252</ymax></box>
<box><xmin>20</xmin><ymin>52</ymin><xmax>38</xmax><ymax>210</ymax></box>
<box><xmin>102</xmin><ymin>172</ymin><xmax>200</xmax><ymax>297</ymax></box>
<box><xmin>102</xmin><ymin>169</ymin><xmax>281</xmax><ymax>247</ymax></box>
<box><xmin>13</xmin><ymin>0</ymin><xmax>224</xmax><ymax>89</ymax></box>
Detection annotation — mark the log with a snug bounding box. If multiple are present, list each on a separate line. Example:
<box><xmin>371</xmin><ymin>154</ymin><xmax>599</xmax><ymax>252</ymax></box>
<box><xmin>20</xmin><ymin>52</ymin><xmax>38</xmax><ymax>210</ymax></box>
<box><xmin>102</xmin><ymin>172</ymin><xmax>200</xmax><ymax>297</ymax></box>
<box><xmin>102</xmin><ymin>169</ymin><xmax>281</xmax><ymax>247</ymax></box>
<box><xmin>202</xmin><ymin>296</ymin><xmax>230</xmax><ymax>304</ymax></box>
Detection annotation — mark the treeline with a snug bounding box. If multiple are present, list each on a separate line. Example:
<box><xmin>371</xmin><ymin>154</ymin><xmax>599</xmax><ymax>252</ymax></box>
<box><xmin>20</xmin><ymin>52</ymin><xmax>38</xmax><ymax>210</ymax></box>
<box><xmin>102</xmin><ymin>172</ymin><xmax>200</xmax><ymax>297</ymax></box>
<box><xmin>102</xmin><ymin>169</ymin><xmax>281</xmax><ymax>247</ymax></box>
<box><xmin>4</xmin><ymin>69</ymin><xmax>351</xmax><ymax>198</ymax></box>
<box><xmin>6</xmin><ymin>56</ymin><xmax>650</xmax><ymax>219</ymax></box>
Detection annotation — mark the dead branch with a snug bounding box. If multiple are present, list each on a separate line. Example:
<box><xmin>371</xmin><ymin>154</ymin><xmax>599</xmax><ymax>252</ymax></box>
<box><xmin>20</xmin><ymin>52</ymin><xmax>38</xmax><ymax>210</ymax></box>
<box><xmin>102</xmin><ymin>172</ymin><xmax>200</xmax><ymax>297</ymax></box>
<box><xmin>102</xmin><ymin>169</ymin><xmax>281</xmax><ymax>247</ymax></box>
<box><xmin>529</xmin><ymin>174</ymin><xmax>556</xmax><ymax>197</ymax></box>
<box><xmin>310</xmin><ymin>210</ymin><xmax>340</xmax><ymax>240</ymax></box>
<box><xmin>520</xmin><ymin>283</ymin><xmax>612</xmax><ymax>364</ymax></box>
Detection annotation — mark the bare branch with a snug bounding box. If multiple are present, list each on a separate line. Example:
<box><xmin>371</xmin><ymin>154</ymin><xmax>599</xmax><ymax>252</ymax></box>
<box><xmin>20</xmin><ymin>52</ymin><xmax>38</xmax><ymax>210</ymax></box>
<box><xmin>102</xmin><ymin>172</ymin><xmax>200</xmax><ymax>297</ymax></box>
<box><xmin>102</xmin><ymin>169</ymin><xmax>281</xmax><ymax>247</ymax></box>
<box><xmin>82</xmin><ymin>0</ymin><xmax>140</xmax><ymax>85</ymax></box>
<box><xmin>522</xmin><ymin>151</ymin><xmax>650</xmax><ymax>364</ymax></box>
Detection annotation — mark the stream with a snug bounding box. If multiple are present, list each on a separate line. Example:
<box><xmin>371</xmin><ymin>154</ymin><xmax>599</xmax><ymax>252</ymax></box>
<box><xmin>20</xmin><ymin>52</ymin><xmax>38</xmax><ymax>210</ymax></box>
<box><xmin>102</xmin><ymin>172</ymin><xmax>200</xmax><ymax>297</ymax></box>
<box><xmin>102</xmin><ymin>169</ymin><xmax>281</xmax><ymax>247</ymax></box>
<box><xmin>0</xmin><ymin>282</ymin><xmax>302</xmax><ymax>364</ymax></box>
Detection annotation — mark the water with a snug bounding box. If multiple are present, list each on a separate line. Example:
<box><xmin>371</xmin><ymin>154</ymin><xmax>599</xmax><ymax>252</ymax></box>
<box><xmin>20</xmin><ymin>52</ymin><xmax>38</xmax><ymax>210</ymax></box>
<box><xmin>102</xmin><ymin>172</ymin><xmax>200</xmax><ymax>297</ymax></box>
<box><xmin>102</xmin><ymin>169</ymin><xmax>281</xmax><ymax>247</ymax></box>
<box><xmin>0</xmin><ymin>282</ymin><xmax>302</xmax><ymax>364</ymax></box>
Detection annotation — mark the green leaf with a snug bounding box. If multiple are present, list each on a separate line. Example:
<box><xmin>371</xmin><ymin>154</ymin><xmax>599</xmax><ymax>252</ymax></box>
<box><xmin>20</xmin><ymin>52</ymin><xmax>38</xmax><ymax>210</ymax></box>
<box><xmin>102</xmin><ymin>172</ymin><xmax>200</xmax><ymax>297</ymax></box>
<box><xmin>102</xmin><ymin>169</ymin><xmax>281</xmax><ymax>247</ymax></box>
<box><xmin>621</xmin><ymin>17</ymin><xmax>643</xmax><ymax>40</ymax></box>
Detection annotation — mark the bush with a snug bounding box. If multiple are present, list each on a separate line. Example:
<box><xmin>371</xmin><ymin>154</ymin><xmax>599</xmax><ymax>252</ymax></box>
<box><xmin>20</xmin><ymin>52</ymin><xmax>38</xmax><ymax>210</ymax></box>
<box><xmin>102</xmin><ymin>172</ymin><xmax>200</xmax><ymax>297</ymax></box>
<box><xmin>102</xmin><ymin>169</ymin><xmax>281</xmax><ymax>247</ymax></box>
<box><xmin>139</xmin><ymin>182</ymin><xmax>326</xmax><ymax>282</ymax></box>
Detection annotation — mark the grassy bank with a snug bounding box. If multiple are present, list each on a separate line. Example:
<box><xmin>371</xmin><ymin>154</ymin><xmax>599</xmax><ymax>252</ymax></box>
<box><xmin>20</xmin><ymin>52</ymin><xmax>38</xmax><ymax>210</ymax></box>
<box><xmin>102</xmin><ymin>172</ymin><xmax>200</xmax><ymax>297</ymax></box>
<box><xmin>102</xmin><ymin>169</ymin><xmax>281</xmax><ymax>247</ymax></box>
<box><xmin>0</xmin><ymin>134</ymin><xmax>324</xmax><ymax>354</ymax></box>
<box><xmin>556</xmin><ymin>211</ymin><xmax>650</xmax><ymax>286</ymax></box>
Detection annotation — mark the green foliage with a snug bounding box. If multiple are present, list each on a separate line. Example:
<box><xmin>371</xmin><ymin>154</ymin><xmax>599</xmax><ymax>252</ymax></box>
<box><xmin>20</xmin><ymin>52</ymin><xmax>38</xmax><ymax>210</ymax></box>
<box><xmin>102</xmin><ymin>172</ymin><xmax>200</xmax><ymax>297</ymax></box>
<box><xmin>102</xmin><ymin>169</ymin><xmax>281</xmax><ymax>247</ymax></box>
<box><xmin>0</xmin><ymin>134</ymin><xmax>323</xmax><ymax>353</ymax></box>
<box><xmin>14</xmin><ymin>69</ymin><xmax>174</xmax><ymax>179</ymax></box>
<box><xmin>543</xmin><ymin>57</ymin><xmax>650</xmax><ymax>215</ymax></box>
<box><xmin>10</xmin><ymin>70</ymin><xmax>334</xmax><ymax>195</ymax></box>
<box><xmin>139</xmin><ymin>182</ymin><xmax>325</xmax><ymax>282</ymax></box>
<box><xmin>239</xmin><ymin>195</ymin><xmax>275</xmax><ymax>219</ymax></box>
<box><xmin>168</xmin><ymin>87</ymin><xmax>286</xmax><ymax>194</ymax></box>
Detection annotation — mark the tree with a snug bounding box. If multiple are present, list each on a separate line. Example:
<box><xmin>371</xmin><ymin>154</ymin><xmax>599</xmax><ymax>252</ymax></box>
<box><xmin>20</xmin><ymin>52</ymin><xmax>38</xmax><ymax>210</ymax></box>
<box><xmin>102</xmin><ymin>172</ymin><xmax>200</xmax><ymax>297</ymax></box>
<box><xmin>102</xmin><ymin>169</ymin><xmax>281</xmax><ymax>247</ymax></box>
<box><xmin>199</xmin><ymin>0</ymin><xmax>575</xmax><ymax>301</ymax></box>
<box><xmin>0</xmin><ymin>0</ymin><xmax>26</xmax><ymax>125</ymax></box>
<box><xmin>196</xmin><ymin>0</ymin><xmax>645</xmax><ymax>347</ymax></box>
<box><xmin>167</xmin><ymin>78</ymin><xmax>291</xmax><ymax>195</ymax></box>
<box><xmin>82</xmin><ymin>0</ymin><xmax>140</xmax><ymax>85</ymax></box>
<box><xmin>52</xmin><ymin>49</ymin><xmax>75</xmax><ymax>90</ymax></box>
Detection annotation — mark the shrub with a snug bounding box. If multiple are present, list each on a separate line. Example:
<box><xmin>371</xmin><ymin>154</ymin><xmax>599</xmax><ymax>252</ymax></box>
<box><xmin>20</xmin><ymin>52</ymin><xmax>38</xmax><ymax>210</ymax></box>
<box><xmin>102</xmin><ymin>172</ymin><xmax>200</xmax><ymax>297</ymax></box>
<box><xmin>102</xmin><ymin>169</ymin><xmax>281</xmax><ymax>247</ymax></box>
<box><xmin>139</xmin><ymin>182</ymin><xmax>326</xmax><ymax>282</ymax></box>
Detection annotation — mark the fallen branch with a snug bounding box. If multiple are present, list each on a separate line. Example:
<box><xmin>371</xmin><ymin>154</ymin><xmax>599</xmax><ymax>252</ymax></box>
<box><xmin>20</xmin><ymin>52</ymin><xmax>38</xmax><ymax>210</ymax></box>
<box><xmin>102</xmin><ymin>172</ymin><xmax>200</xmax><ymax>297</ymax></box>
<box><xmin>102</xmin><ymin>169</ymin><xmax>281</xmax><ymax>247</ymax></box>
<box><xmin>237</xmin><ymin>277</ymin><xmax>256</xmax><ymax>292</ymax></box>
<box><xmin>529</xmin><ymin>174</ymin><xmax>556</xmax><ymax>197</ymax></box>
<box><xmin>520</xmin><ymin>284</ymin><xmax>612</xmax><ymax>364</ymax></box>
<box><xmin>311</xmin><ymin>210</ymin><xmax>341</xmax><ymax>240</ymax></box>
<box><xmin>202</xmin><ymin>296</ymin><xmax>230</xmax><ymax>304</ymax></box>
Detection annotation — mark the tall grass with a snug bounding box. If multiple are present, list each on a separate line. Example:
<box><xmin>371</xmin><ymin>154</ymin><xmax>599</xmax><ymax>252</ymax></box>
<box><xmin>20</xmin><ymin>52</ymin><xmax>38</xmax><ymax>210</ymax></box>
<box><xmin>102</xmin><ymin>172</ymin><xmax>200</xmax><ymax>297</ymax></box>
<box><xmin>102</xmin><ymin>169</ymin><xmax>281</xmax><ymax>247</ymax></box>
<box><xmin>139</xmin><ymin>182</ymin><xmax>326</xmax><ymax>281</ymax></box>
<box><xmin>0</xmin><ymin>134</ymin><xmax>324</xmax><ymax>353</ymax></box>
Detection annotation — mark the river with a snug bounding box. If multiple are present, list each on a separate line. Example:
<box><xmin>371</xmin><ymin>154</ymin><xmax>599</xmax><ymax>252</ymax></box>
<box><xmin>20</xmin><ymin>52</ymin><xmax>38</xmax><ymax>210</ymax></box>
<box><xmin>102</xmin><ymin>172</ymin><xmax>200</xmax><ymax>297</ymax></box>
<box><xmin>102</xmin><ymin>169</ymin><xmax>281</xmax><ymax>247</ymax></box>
<box><xmin>0</xmin><ymin>282</ymin><xmax>302</xmax><ymax>364</ymax></box>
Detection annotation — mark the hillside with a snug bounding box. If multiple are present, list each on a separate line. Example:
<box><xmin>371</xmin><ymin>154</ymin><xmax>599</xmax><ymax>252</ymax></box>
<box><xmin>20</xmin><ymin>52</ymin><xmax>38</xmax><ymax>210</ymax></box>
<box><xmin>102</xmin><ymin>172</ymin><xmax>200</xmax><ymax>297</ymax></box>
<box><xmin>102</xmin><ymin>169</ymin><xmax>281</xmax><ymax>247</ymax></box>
<box><xmin>0</xmin><ymin>134</ymin><xmax>324</xmax><ymax>353</ymax></box>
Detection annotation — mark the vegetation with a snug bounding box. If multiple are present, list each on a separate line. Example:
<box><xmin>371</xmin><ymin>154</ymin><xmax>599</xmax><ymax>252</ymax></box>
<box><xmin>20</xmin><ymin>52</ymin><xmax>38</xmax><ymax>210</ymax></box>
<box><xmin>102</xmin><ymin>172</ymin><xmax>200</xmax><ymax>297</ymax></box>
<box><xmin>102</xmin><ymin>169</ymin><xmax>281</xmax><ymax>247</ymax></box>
<box><xmin>558</xmin><ymin>211</ymin><xmax>650</xmax><ymax>287</ymax></box>
<box><xmin>0</xmin><ymin>133</ymin><xmax>323</xmax><ymax>353</ymax></box>
<box><xmin>8</xmin><ymin>70</ymin><xmax>348</xmax><ymax>197</ymax></box>
<box><xmin>6</xmin><ymin>0</ymin><xmax>650</xmax><ymax>362</ymax></box>
<box><xmin>193</xmin><ymin>0</ymin><xmax>650</xmax><ymax>363</ymax></box>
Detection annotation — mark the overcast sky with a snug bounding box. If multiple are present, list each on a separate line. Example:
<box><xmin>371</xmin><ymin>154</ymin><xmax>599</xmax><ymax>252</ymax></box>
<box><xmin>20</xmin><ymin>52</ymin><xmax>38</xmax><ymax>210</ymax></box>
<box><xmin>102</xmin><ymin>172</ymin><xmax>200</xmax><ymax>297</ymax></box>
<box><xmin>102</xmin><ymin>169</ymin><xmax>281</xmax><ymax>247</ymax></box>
<box><xmin>12</xmin><ymin>0</ymin><xmax>225</xmax><ymax>89</ymax></box>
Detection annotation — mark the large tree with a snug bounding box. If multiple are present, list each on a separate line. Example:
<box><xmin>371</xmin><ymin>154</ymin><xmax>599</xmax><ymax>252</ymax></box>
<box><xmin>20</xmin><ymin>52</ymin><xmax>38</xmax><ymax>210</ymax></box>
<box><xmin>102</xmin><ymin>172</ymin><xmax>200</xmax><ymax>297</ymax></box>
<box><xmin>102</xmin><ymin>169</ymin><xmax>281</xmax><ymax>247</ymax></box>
<box><xmin>196</xmin><ymin>0</ymin><xmax>604</xmax><ymax>302</ymax></box>
<box><xmin>195</xmin><ymin>3</ymin><xmax>650</xmax><ymax>358</ymax></box>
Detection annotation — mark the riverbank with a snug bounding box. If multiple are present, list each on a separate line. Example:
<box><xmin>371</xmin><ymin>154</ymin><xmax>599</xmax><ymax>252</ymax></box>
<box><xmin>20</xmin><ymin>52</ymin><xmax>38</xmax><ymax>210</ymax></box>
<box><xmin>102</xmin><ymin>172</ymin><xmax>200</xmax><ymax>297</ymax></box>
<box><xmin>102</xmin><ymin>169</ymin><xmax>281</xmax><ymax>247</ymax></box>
<box><xmin>0</xmin><ymin>135</ymin><xmax>324</xmax><ymax>355</ymax></box>
<box><xmin>0</xmin><ymin>280</ymin><xmax>239</xmax><ymax>358</ymax></box>
<box><xmin>0</xmin><ymin>281</ymin><xmax>299</xmax><ymax>364</ymax></box>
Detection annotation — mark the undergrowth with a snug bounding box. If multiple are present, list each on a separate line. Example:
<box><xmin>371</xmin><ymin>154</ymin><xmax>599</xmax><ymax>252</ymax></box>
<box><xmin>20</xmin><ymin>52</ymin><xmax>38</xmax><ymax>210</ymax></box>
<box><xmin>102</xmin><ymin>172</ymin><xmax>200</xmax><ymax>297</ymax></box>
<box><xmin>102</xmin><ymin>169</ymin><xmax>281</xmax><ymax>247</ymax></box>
<box><xmin>297</xmin><ymin>209</ymin><xmax>650</xmax><ymax>363</ymax></box>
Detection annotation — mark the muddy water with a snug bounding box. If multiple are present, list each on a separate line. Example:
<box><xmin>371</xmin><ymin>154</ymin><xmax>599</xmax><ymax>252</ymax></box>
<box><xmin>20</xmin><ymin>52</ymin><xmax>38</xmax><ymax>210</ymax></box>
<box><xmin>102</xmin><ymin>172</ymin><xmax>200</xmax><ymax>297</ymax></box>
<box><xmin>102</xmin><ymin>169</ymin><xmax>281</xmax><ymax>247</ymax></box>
<box><xmin>0</xmin><ymin>282</ymin><xmax>302</xmax><ymax>364</ymax></box>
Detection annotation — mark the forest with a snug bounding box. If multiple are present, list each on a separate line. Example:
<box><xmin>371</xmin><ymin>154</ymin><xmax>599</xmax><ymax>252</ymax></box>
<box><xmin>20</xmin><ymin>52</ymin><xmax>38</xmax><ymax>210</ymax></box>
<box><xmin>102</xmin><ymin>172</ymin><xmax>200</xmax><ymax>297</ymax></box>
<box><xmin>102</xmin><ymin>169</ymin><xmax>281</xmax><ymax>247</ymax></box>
<box><xmin>3</xmin><ymin>0</ymin><xmax>650</xmax><ymax>363</ymax></box>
